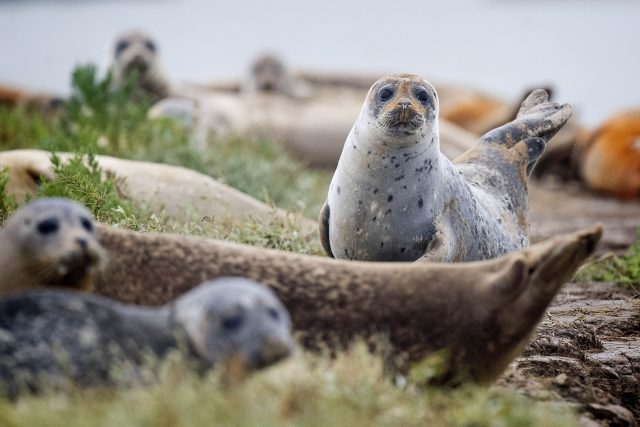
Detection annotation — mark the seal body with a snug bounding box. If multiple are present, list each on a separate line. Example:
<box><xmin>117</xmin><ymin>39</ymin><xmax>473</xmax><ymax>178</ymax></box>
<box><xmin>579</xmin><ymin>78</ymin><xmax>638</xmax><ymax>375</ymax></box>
<box><xmin>0</xmin><ymin>198</ymin><xmax>104</xmax><ymax>295</ymax></box>
<box><xmin>93</xmin><ymin>223</ymin><xmax>602</xmax><ymax>383</ymax></box>
<box><xmin>321</xmin><ymin>74</ymin><xmax>572</xmax><ymax>262</ymax></box>
<box><xmin>0</xmin><ymin>277</ymin><xmax>293</xmax><ymax>397</ymax></box>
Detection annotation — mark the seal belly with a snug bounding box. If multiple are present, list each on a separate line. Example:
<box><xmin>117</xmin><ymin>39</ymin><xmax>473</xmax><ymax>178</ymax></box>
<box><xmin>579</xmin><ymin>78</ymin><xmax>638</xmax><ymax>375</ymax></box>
<box><xmin>328</xmin><ymin>189</ymin><xmax>436</xmax><ymax>262</ymax></box>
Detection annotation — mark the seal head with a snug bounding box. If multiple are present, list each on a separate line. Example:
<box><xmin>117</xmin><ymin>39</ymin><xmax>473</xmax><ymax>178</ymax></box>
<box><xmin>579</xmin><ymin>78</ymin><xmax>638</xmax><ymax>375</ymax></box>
<box><xmin>0</xmin><ymin>198</ymin><xmax>104</xmax><ymax>294</ymax></box>
<box><xmin>173</xmin><ymin>277</ymin><xmax>294</xmax><ymax>370</ymax></box>
<box><xmin>110</xmin><ymin>30</ymin><xmax>170</xmax><ymax>102</ymax></box>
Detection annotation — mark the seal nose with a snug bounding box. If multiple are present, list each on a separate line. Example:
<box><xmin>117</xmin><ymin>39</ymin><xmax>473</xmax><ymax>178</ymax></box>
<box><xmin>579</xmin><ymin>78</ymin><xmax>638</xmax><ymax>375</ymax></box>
<box><xmin>255</xmin><ymin>335</ymin><xmax>292</xmax><ymax>368</ymax></box>
<box><xmin>76</xmin><ymin>237</ymin><xmax>88</xmax><ymax>252</ymax></box>
<box><xmin>398</xmin><ymin>99</ymin><xmax>412</xmax><ymax>122</ymax></box>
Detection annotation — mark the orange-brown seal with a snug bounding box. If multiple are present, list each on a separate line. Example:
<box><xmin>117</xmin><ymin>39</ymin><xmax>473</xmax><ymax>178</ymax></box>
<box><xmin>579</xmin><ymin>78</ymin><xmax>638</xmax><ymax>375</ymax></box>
<box><xmin>578</xmin><ymin>109</ymin><xmax>640</xmax><ymax>198</ymax></box>
<box><xmin>93</xmin><ymin>223</ymin><xmax>601</xmax><ymax>382</ymax></box>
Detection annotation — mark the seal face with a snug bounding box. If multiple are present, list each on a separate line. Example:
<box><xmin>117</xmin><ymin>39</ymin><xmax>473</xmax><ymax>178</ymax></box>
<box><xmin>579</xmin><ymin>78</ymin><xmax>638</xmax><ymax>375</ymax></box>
<box><xmin>0</xmin><ymin>277</ymin><xmax>293</xmax><ymax>397</ymax></box>
<box><xmin>244</xmin><ymin>53</ymin><xmax>292</xmax><ymax>94</ymax></box>
<box><xmin>320</xmin><ymin>74</ymin><xmax>572</xmax><ymax>262</ymax></box>
<box><xmin>110</xmin><ymin>30</ymin><xmax>170</xmax><ymax>102</ymax></box>
<box><xmin>0</xmin><ymin>198</ymin><xmax>105</xmax><ymax>294</ymax></box>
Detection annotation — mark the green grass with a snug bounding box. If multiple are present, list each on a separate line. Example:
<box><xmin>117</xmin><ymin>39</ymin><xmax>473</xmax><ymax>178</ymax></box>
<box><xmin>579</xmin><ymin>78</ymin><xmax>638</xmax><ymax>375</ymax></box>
<box><xmin>0</xmin><ymin>344</ymin><xmax>578</xmax><ymax>427</ymax></box>
<box><xmin>574</xmin><ymin>231</ymin><xmax>640</xmax><ymax>289</ymax></box>
<box><xmin>0</xmin><ymin>64</ymin><xmax>583</xmax><ymax>425</ymax></box>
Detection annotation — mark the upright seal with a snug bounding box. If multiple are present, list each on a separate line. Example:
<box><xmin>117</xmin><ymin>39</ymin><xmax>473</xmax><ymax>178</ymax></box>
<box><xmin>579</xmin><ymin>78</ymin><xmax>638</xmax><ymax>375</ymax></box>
<box><xmin>0</xmin><ymin>277</ymin><xmax>293</xmax><ymax>397</ymax></box>
<box><xmin>0</xmin><ymin>198</ymin><xmax>104</xmax><ymax>295</ymax></box>
<box><xmin>320</xmin><ymin>74</ymin><xmax>572</xmax><ymax>262</ymax></box>
<box><xmin>110</xmin><ymin>29</ymin><xmax>170</xmax><ymax>102</ymax></box>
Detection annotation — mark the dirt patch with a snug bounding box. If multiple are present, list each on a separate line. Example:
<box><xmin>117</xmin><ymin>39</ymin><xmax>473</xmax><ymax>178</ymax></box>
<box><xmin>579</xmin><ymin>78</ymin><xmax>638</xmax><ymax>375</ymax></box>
<box><xmin>497</xmin><ymin>282</ymin><xmax>640</xmax><ymax>426</ymax></box>
<box><xmin>528</xmin><ymin>181</ymin><xmax>640</xmax><ymax>255</ymax></box>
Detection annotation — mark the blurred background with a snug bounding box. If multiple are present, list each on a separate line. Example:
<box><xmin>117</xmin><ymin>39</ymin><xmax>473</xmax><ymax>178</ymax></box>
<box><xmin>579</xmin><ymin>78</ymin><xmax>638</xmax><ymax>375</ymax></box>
<box><xmin>1</xmin><ymin>0</ymin><xmax>638</xmax><ymax>125</ymax></box>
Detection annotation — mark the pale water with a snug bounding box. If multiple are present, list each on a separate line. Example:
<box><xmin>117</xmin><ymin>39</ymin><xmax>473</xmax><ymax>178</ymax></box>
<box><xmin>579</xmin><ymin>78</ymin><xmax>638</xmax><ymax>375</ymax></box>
<box><xmin>1</xmin><ymin>0</ymin><xmax>639</xmax><ymax>125</ymax></box>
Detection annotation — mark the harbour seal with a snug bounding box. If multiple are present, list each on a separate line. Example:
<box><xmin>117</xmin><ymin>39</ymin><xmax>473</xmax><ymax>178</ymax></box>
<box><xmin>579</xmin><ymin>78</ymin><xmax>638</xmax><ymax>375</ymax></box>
<box><xmin>93</xmin><ymin>222</ymin><xmax>601</xmax><ymax>382</ymax></box>
<box><xmin>110</xmin><ymin>29</ymin><xmax>170</xmax><ymax>103</ymax></box>
<box><xmin>0</xmin><ymin>198</ymin><xmax>104</xmax><ymax>295</ymax></box>
<box><xmin>243</xmin><ymin>53</ymin><xmax>296</xmax><ymax>96</ymax></box>
<box><xmin>0</xmin><ymin>277</ymin><xmax>293</xmax><ymax>397</ymax></box>
<box><xmin>320</xmin><ymin>74</ymin><xmax>572</xmax><ymax>262</ymax></box>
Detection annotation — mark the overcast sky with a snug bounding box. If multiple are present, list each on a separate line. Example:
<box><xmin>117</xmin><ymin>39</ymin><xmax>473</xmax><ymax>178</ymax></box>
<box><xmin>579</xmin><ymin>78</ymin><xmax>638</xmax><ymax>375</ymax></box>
<box><xmin>1</xmin><ymin>0</ymin><xmax>638</xmax><ymax>125</ymax></box>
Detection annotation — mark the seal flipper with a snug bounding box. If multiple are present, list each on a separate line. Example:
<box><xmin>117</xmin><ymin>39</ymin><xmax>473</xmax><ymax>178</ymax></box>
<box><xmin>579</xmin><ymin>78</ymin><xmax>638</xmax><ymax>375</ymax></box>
<box><xmin>521</xmin><ymin>137</ymin><xmax>546</xmax><ymax>177</ymax></box>
<box><xmin>318</xmin><ymin>201</ymin><xmax>334</xmax><ymax>258</ymax></box>
<box><xmin>479</xmin><ymin>89</ymin><xmax>572</xmax><ymax>148</ymax></box>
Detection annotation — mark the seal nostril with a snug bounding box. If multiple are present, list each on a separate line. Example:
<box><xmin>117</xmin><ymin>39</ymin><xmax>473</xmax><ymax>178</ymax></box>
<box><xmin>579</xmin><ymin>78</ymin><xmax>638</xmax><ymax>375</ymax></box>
<box><xmin>76</xmin><ymin>237</ymin><xmax>88</xmax><ymax>251</ymax></box>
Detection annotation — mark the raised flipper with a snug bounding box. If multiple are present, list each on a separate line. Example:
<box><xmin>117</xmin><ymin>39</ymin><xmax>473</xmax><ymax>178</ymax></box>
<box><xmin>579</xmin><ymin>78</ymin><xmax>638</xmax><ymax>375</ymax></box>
<box><xmin>318</xmin><ymin>201</ymin><xmax>334</xmax><ymax>258</ymax></box>
<box><xmin>479</xmin><ymin>89</ymin><xmax>572</xmax><ymax>148</ymax></box>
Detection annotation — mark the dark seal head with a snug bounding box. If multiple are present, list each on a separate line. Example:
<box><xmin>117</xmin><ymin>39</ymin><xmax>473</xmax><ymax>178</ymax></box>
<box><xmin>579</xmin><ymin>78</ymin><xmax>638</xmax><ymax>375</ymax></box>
<box><xmin>0</xmin><ymin>277</ymin><xmax>293</xmax><ymax>397</ymax></box>
<box><xmin>0</xmin><ymin>198</ymin><xmax>104</xmax><ymax>294</ymax></box>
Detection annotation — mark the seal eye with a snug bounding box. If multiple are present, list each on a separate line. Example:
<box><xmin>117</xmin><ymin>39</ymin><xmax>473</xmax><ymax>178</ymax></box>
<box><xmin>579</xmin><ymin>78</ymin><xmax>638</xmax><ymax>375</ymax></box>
<box><xmin>416</xmin><ymin>90</ymin><xmax>430</xmax><ymax>103</ymax></box>
<box><xmin>37</xmin><ymin>218</ymin><xmax>59</xmax><ymax>235</ymax></box>
<box><xmin>115</xmin><ymin>40</ymin><xmax>129</xmax><ymax>57</ymax></box>
<box><xmin>268</xmin><ymin>307</ymin><xmax>280</xmax><ymax>321</ymax></box>
<box><xmin>379</xmin><ymin>88</ymin><xmax>394</xmax><ymax>101</ymax></box>
<box><xmin>222</xmin><ymin>315</ymin><xmax>244</xmax><ymax>332</ymax></box>
<box><xmin>145</xmin><ymin>40</ymin><xmax>156</xmax><ymax>53</ymax></box>
<box><xmin>80</xmin><ymin>217</ymin><xmax>93</xmax><ymax>233</ymax></box>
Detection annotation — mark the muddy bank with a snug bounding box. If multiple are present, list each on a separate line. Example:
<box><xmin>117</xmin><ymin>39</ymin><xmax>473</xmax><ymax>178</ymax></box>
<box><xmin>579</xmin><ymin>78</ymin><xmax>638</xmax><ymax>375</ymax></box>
<box><xmin>497</xmin><ymin>282</ymin><xmax>640</xmax><ymax>426</ymax></box>
<box><xmin>528</xmin><ymin>181</ymin><xmax>640</xmax><ymax>255</ymax></box>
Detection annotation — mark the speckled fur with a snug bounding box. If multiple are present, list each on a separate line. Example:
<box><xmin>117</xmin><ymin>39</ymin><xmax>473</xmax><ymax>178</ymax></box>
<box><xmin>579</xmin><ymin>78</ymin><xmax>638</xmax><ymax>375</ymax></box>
<box><xmin>321</xmin><ymin>75</ymin><xmax>572</xmax><ymax>262</ymax></box>
<box><xmin>0</xmin><ymin>278</ymin><xmax>293</xmax><ymax>397</ymax></box>
<box><xmin>94</xmin><ymin>224</ymin><xmax>601</xmax><ymax>382</ymax></box>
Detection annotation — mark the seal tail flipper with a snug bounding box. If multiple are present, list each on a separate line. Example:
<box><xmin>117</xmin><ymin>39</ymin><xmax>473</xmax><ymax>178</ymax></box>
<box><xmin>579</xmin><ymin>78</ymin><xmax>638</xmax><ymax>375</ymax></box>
<box><xmin>472</xmin><ymin>224</ymin><xmax>602</xmax><ymax>382</ymax></box>
<box><xmin>479</xmin><ymin>89</ymin><xmax>572</xmax><ymax>149</ymax></box>
<box><xmin>318</xmin><ymin>201</ymin><xmax>334</xmax><ymax>258</ymax></box>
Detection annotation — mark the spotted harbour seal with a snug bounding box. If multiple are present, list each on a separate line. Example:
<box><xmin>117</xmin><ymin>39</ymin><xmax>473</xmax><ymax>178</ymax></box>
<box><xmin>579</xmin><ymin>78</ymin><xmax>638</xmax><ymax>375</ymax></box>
<box><xmin>0</xmin><ymin>277</ymin><xmax>292</xmax><ymax>397</ymax></box>
<box><xmin>110</xmin><ymin>30</ymin><xmax>170</xmax><ymax>103</ymax></box>
<box><xmin>93</xmin><ymin>222</ymin><xmax>601</xmax><ymax>382</ymax></box>
<box><xmin>0</xmin><ymin>198</ymin><xmax>104</xmax><ymax>295</ymax></box>
<box><xmin>320</xmin><ymin>74</ymin><xmax>572</xmax><ymax>262</ymax></box>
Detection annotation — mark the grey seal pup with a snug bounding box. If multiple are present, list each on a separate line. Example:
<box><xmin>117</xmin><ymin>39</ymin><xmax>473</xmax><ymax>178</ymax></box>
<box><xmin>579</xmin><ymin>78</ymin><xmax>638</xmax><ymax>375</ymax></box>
<box><xmin>0</xmin><ymin>198</ymin><xmax>104</xmax><ymax>295</ymax></box>
<box><xmin>320</xmin><ymin>73</ymin><xmax>572</xmax><ymax>262</ymax></box>
<box><xmin>0</xmin><ymin>277</ymin><xmax>293</xmax><ymax>397</ymax></box>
